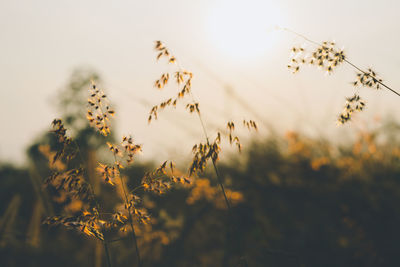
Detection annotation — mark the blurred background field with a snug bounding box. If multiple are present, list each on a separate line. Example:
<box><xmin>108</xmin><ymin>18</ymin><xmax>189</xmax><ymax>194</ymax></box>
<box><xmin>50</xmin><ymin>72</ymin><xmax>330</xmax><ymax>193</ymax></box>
<box><xmin>2</xmin><ymin>104</ymin><xmax>400</xmax><ymax>266</ymax></box>
<box><xmin>1</xmin><ymin>0</ymin><xmax>400</xmax><ymax>266</ymax></box>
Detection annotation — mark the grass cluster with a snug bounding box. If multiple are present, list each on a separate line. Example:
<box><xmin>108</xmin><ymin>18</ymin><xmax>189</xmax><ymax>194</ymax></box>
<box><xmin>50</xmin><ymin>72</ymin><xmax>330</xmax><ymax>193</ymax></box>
<box><xmin>39</xmin><ymin>41</ymin><xmax>257</xmax><ymax>266</ymax></box>
<box><xmin>0</xmin><ymin>31</ymin><xmax>399</xmax><ymax>267</ymax></box>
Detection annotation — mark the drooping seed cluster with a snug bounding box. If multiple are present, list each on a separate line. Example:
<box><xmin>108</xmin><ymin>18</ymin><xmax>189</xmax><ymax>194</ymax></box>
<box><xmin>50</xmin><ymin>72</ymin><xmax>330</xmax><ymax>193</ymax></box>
<box><xmin>189</xmin><ymin>138</ymin><xmax>221</xmax><ymax>176</ymax></box>
<box><xmin>122</xmin><ymin>135</ymin><xmax>142</xmax><ymax>164</ymax></box>
<box><xmin>288</xmin><ymin>41</ymin><xmax>346</xmax><ymax>74</ymax></box>
<box><xmin>44</xmin><ymin>167</ymin><xmax>93</xmax><ymax>201</ymax></box>
<box><xmin>100</xmin><ymin>211</ymin><xmax>128</xmax><ymax>231</ymax></box>
<box><xmin>99</xmin><ymin>137</ymin><xmax>185</xmax><ymax>225</ymax></box>
<box><xmin>86</xmin><ymin>82</ymin><xmax>115</xmax><ymax>136</ymax></box>
<box><xmin>123</xmin><ymin>194</ymin><xmax>150</xmax><ymax>225</ymax></box>
<box><xmin>151</xmin><ymin>42</ymin><xmax>258</xmax><ymax>178</ymax></box>
<box><xmin>44</xmin><ymin>119</ymin><xmax>112</xmax><ymax>240</ymax></box>
<box><xmin>43</xmin><ymin>210</ymin><xmax>104</xmax><ymax>240</ymax></box>
<box><xmin>243</xmin><ymin>119</ymin><xmax>258</xmax><ymax>131</ymax></box>
<box><xmin>52</xmin><ymin>119</ymin><xmax>71</xmax><ymax>145</ymax></box>
<box><xmin>96</xmin><ymin>136</ymin><xmax>142</xmax><ymax>185</ymax></box>
<box><xmin>142</xmin><ymin>160</ymin><xmax>190</xmax><ymax>195</ymax></box>
<box><xmin>186</xmin><ymin>102</ymin><xmax>200</xmax><ymax>113</ymax></box>
<box><xmin>338</xmin><ymin>94</ymin><xmax>366</xmax><ymax>125</ymax></box>
<box><xmin>148</xmin><ymin>41</ymin><xmax>194</xmax><ymax>123</ymax></box>
<box><xmin>227</xmin><ymin>121</ymin><xmax>242</xmax><ymax>152</ymax></box>
<box><xmin>51</xmin><ymin>119</ymin><xmax>75</xmax><ymax>163</ymax></box>
<box><xmin>45</xmin><ymin>118</ymin><xmax>148</xmax><ymax>239</ymax></box>
<box><xmin>353</xmin><ymin>68</ymin><xmax>383</xmax><ymax>90</ymax></box>
<box><xmin>44</xmin><ymin>126</ymin><xmax>160</xmax><ymax>240</ymax></box>
<box><xmin>44</xmin><ymin>119</ymin><xmax>92</xmax><ymax>203</ymax></box>
<box><xmin>154</xmin><ymin>73</ymin><xmax>169</xmax><ymax>89</ymax></box>
<box><xmin>96</xmin><ymin>163</ymin><xmax>121</xmax><ymax>186</ymax></box>
<box><xmin>155</xmin><ymin>40</ymin><xmax>176</xmax><ymax>63</ymax></box>
<box><xmin>188</xmin><ymin>120</ymin><xmax>258</xmax><ymax>176</ymax></box>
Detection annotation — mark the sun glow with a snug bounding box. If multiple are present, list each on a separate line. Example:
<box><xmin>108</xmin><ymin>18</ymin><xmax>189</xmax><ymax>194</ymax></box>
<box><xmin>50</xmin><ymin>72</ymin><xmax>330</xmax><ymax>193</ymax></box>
<box><xmin>206</xmin><ymin>0</ymin><xmax>285</xmax><ymax>62</ymax></box>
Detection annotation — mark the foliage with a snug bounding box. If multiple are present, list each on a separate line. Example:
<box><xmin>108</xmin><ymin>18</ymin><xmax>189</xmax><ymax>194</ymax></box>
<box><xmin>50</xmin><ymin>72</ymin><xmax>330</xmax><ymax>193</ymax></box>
<box><xmin>1</xmin><ymin>34</ymin><xmax>400</xmax><ymax>267</ymax></box>
<box><xmin>3</xmin><ymin>118</ymin><xmax>400</xmax><ymax>266</ymax></box>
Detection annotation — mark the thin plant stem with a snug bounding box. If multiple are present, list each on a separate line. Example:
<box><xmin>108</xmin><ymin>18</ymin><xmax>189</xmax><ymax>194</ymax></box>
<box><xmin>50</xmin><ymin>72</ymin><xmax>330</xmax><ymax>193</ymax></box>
<box><xmin>188</xmin><ymin>77</ymin><xmax>244</xmax><ymax>265</ymax></box>
<box><xmin>169</xmin><ymin>55</ymin><xmax>233</xmax><ymax>211</ymax></box>
<box><xmin>113</xmin><ymin>155</ymin><xmax>142</xmax><ymax>267</ymax></box>
<box><xmin>282</xmin><ymin>27</ymin><xmax>400</xmax><ymax>97</ymax></box>
<box><xmin>211</xmin><ymin>159</ymin><xmax>232</xmax><ymax>211</ymax></box>
<box><xmin>190</xmin><ymin>96</ymin><xmax>233</xmax><ymax>212</ymax></box>
<box><xmin>186</xmin><ymin>76</ymin><xmax>233</xmax><ymax>212</ymax></box>
<box><xmin>119</xmin><ymin>175</ymin><xmax>142</xmax><ymax>267</ymax></box>
<box><xmin>157</xmin><ymin>44</ymin><xmax>247</xmax><ymax>265</ymax></box>
<box><xmin>73</xmin><ymin>140</ymin><xmax>113</xmax><ymax>267</ymax></box>
<box><xmin>103</xmin><ymin>242</ymin><xmax>112</xmax><ymax>267</ymax></box>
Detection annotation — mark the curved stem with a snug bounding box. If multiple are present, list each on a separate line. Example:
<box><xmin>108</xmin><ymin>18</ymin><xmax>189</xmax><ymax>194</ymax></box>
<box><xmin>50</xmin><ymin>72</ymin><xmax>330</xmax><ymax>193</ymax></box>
<box><xmin>343</xmin><ymin>59</ymin><xmax>400</xmax><ymax>97</ymax></box>
<box><xmin>282</xmin><ymin>27</ymin><xmax>400</xmax><ymax>97</ymax></box>
<box><xmin>211</xmin><ymin>159</ymin><xmax>232</xmax><ymax>212</ymax></box>
<box><xmin>189</xmin><ymin>84</ymin><xmax>244</xmax><ymax>266</ymax></box>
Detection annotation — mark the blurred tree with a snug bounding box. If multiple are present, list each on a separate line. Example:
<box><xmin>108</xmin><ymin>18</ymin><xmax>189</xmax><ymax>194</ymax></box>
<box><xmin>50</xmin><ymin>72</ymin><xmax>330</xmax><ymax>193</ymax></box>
<box><xmin>56</xmin><ymin>68</ymin><xmax>101</xmax><ymax>133</ymax></box>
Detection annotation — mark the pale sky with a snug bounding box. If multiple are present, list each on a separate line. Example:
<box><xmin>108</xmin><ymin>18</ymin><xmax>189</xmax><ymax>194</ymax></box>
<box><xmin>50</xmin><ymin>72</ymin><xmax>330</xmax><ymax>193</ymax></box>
<box><xmin>1</xmin><ymin>0</ymin><xmax>400</xmax><ymax>164</ymax></box>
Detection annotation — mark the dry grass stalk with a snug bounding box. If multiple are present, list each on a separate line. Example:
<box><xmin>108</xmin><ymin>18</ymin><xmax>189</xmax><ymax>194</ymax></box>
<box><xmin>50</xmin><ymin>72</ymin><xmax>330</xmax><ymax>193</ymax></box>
<box><xmin>43</xmin><ymin>117</ymin><xmax>113</xmax><ymax>266</ymax></box>
<box><xmin>44</xmin><ymin>80</ymin><xmax>191</xmax><ymax>267</ymax></box>
<box><xmin>284</xmin><ymin>28</ymin><xmax>400</xmax><ymax>124</ymax></box>
<box><xmin>150</xmin><ymin>40</ymin><xmax>258</xmax><ymax>265</ymax></box>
